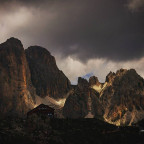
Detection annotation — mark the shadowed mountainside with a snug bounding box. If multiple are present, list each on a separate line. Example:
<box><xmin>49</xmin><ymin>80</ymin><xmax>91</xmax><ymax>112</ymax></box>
<box><xmin>25</xmin><ymin>46</ymin><xmax>71</xmax><ymax>99</ymax></box>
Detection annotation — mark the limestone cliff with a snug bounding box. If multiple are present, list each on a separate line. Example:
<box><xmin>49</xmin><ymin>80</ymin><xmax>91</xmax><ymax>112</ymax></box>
<box><xmin>101</xmin><ymin>69</ymin><xmax>144</xmax><ymax>125</ymax></box>
<box><xmin>63</xmin><ymin>69</ymin><xmax>144</xmax><ymax>125</ymax></box>
<box><xmin>25</xmin><ymin>46</ymin><xmax>71</xmax><ymax>99</ymax></box>
<box><xmin>0</xmin><ymin>38</ymin><xmax>36</xmax><ymax>117</ymax></box>
<box><xmin>63</xmin><ymin>77</ymin><xmax>103</xmax><ymax>119</ymax></box>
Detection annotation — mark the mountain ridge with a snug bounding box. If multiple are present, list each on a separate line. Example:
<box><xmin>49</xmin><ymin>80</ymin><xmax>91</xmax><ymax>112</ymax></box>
<box><xmin>0</xmin><ymin>37</ymin><xmax>144</xmax><ymax>125</ymax></box>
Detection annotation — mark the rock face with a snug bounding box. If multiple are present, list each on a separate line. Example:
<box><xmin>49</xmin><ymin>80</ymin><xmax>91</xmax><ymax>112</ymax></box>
<box><xmin>0</xmin><ymin>38</ymin><xmax>71</xmax><ymax>117</ymax></box>
<box><xmin>0</xmin><ymin>38</ymin><xmax>36</xmax><ymax>117</ymax></box>
<box><xmin>89</xmin><ymin>76</ymin><xmax>104</xmax><ymax>93</ymax></box>
<box><xmin>101</xmin><ymin>69</ymin><xmax>144</xmax><ymax>125</ymax></box>
<box><xmin>89</xmin><ymin>76</ymin><xmax>101</xmax><ymax>86</ymax></box>
<box><xmin>25</xmin><ymin>46</ymin><xmax>71</xmax><ymax>99</ymax></box>
<box><xmin>63</xmin><ymin>77</ymin><xmax>89</xmax><ymax>118</ymax></box>
<box><xmin>63</xmin><ymin>77</ymin><xmax>104</xmax><ymax>119</ymax></box>
<box><xmin>63</xmin><ymin>69</ymin><xmax>144</xmax><ymax>125</ymax></box>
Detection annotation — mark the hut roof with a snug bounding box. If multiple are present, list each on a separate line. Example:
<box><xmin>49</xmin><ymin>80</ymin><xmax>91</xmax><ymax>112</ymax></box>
<box><xmin>27</xmin><ymin>104</ymin><xmax>55</xmax><ymax>116</ymax></box>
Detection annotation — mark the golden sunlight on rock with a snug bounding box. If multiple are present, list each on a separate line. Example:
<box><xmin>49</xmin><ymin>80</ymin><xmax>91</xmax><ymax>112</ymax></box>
<box><xmin>35</xmin><ymin>95</ymin><xmax>67</xmax><ymax>110</ymax></box>
<box><xmin>22</xmin><ymin>64</ymin><xmax>27</xmax><ymax>88</ymax></box>
<box><xmin>55</xmin><ymin>99</ymin><xmax>66</xmax><ymax>107</ymax></box>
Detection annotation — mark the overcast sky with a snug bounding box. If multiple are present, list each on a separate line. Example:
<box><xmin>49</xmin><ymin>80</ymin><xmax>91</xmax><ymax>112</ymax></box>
<box><xmin>0</xmin><ymin>0</ymin><xmax>144</xmax><ymax>84</ymax></box>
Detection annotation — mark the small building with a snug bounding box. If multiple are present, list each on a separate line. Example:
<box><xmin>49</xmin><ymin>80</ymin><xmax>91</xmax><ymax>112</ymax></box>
<box><xmin>27</xmin><ymin>104</ymin><xmax>54</xmax><ymax>118</ymax></box>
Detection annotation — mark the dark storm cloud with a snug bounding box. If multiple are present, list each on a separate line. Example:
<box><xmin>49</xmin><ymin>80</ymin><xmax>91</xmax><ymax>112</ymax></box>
<box><xmin>0</xmin><ymin>0</ymin><xmax>144</xmax><ymax>62</ymax></box>
<box><xmin>128</xmin><ymin>0</ymin><xmax>144</xmax><ymax>11</ymax></box>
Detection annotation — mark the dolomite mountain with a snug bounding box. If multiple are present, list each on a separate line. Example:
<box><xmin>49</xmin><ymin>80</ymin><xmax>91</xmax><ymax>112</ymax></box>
<box><xmin>25</xmin><ymin>46</ymin><xmax>71</xmax><ymax>99</ymax></box>
<box><xmin>1</xmin><ymin>37</ymin><xmax>144</xmax><ymax>125</ymax></box>
<box><xmin>101</xmin><ymin>69</ymin><xmax>144</xmax><ymax>125</ymax></box>
<box><xmin>63</xmin><ymin>69</ymin><xmax>144</xmax><ymax>125</ymax></box>
<box><xmin>63</xmin><ymin>77</ymin><xmax>104</xmax><ymax>119</ymax></box>
<box><xmin>0</xmin><ymin>38</ymin><xmax>71</xmax><ymax>117</ymax></box>
<box><xmin>0</xmin><ymin>38</ymin><xmax>36</xmax><ymax>117</ymax></box>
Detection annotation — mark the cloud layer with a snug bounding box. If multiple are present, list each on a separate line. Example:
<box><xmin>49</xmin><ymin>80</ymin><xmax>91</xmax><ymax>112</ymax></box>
<box><xmin>128</xmin><ymin>0</ymin><xmax>144</xmax><ymax>11</ymax></box>
<box><xmin>0</xmin><ymin>0</ymin><xmax>144</xmax><ymax>61</ymax></box>
<box><xmin>0</xmin><ymin>0</ymin><xmax>144</xmax><ymax>82</ymax></box>
<box><xmin>57</xmin><ymin>56</ymin><xmax>144</xmax><ymax>84</ymax></box>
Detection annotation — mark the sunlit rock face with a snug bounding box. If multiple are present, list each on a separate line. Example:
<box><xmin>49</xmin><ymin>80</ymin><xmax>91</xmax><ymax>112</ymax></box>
<box><xmin>63</xmin><ymin>69</ymin><xmax>144</xmax><ymax>125</ymax></box>
<box><xmin>89</xmin><ymin>76</ymin><xmax>101</xmax><ymax>87</ymax></box>
<box><xmin>25</xmin><ymin>46</ymin><xmax>71</xmax><ymax>99</ymax></box>
<box><xmin>89</xmin><ymin>76</ymin><xmax>107</xmax><ymax>97</ymax></box>
<box><xmin>63</xmin><ymin>78</ymin><xmax>89</xmax><ymax>118</ymax></box>
<box><xmin>0</xmin><ymin>38</ymin><xmax>36</xmax><ymax>117</ymax></box>
<box><xmin>63</xmin><ymin>77</ymin><xmax>104</xmax><ymax>119</ymax></box>
<box><xmin>100</xmin><ymin>69</ymin><xmax>144</xmax><ymax>125</ymax></box>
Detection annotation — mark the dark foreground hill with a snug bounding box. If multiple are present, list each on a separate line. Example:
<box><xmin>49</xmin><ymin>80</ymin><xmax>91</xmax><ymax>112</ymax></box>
<box><xmin>0</xmin><ymin>117</ymin><xmax>144</xmax><ymax>144</ymax></box>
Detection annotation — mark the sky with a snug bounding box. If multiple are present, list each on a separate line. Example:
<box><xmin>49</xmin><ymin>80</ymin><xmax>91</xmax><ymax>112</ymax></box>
<box><xmin>0</xmin><ymin>0</ymin><xmax>144</xmax><ymax>84</ymax></box>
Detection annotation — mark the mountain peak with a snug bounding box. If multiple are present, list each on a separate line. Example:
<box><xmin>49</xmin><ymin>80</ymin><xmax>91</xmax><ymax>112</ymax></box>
<box><xmin>106</xmin><ymin>71</ymin><xmax>116</xmax><ymax>83</ymax></box>
<box><xmin>78</xmin><ymin>77</ymin><xmax>89</xmax><ymax>89</ymax></box>
<box><xmin>0</xmin><ymin>37</ymin><xmax>24</xmax><ymax>52</ymax></box>
<box><xmin>25</xmin><ymin>46</ymin><xmax>71</xmax><ymax>98</ymax></box>
<box><xmin>27</xmin><ymin>46</ymin><xmax>51</xmax><ymax>55</ymax></box>
<box><xmin>6</xmin><ymin>37</ymin><xmax>23</xmax><ymax>46</ymax></box>
<box><xmin>89</xmin><ymin>76</ymin><xmax>101</xmax><ymax>86</ymax></box>
<box><xmin>116</xmin><ymin>68</ymin><xmax>127</xmax><ymax>75</ymax></box>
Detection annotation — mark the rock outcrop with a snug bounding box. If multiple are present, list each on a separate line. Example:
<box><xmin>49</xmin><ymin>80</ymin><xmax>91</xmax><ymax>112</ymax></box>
<box><xmin>0</xmin><ymin>38</ymin><xmax>72</xmax><ymax>117</ymax></box>
<box><xmin>25</xmin><ymin>46</ymin><xmax>71</xmax><ymax>99</ymax></box>
<box><xmin>63</xmin><ymin>77</ymin><xmax>89</xmax><ymax>118</ymax></box>
<box><xmin>0</xmin><ymin>38</ymin><xmax>36</xmax><ymax>117</ymax></box>
<box><xmin>89</xmin><ymin>76</ymin><xmax>104</xmax><ymax>93</ymax></box>
<box><xmin>89</xmin><ymin>76</ymin><xmax>101</xmax><ymax>87</ymax></box>
<box><xmin>63</xmin><ymin>77</ymin><xmax>104</xmax><ymax>119</ymax></box>
<box><xmin>101</xmin><ymin>69</ymin><xmax>144</xmax><ymax>125</ymax></box>
<box><xmin>63</xmin><ymin>69</ymin><xmax>144</xmax><ymax>125</ymax></box>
